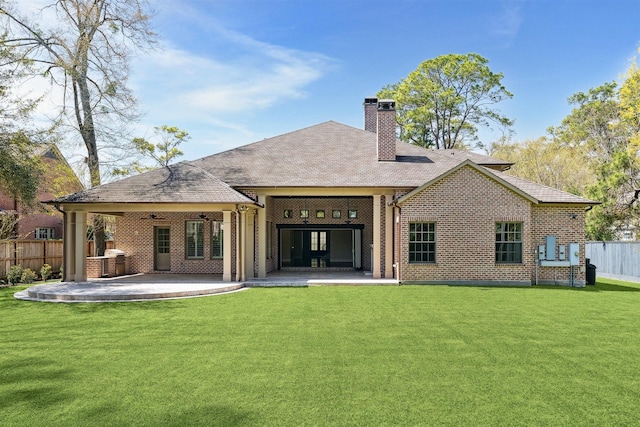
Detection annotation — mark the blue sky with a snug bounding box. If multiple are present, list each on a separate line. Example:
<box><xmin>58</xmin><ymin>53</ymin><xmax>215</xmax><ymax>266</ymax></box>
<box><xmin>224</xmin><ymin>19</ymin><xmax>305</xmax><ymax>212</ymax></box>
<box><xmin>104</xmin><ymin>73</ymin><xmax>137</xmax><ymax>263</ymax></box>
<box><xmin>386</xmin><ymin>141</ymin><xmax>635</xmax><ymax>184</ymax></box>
<box><xmin>24</xmin><ymin>0</ymin><xmax>640</xmax><ymax>161</ymax></box>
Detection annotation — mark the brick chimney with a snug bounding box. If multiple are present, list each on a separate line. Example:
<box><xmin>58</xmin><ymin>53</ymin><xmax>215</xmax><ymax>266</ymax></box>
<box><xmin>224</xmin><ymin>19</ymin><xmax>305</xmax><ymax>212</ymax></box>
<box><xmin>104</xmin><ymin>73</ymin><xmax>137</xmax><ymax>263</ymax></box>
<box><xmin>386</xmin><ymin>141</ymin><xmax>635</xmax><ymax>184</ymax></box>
<box><xmin>376</xmin><ymin>99</ymin><xmax>396</xmax><ymax>161</ymax></box>
<box><xmin>364</xmin><ymin>97</ymin><xmax>378</xmax><ymax>132</ymax></box>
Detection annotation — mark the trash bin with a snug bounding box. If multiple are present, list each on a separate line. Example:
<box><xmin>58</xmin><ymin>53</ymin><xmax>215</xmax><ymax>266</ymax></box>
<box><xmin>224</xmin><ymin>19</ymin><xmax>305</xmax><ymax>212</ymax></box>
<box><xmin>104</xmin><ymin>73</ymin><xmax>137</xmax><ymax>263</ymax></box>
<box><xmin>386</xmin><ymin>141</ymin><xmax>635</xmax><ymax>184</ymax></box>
<box><xmin>586</xmin><ymin>261</ymin><xmax>596</xmax><ymax>285</ymax></box>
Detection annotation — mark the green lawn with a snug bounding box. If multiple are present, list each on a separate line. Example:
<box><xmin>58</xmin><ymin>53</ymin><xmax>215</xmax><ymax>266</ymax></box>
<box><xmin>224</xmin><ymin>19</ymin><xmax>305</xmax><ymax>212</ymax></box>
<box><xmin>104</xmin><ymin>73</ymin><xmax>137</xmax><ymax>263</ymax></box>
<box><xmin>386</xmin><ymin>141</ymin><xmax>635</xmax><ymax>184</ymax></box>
<box><xmin>2</xmin><ymin>279</ymin><xmax>640</xmax><ymax>426</ymax></box>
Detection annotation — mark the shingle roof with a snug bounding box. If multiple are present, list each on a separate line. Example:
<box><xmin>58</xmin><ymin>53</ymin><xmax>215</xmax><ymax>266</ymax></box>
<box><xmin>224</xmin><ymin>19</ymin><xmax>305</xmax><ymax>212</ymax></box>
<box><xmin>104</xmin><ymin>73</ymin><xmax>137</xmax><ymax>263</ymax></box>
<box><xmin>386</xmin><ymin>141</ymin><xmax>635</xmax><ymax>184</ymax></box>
<box><xmin>53</xmin><ymin>120</ymin><xmax>598</xmax><ymax>206</ymax></box>
<box><xmin>53</xmin><ymin>161</ymin><xmax>255</xmax><ymax>204</ymax></box>
<box><xmin>191</xmin><ymin>121</ymin><xmax>463</xmax><ymax>188</ymax></box>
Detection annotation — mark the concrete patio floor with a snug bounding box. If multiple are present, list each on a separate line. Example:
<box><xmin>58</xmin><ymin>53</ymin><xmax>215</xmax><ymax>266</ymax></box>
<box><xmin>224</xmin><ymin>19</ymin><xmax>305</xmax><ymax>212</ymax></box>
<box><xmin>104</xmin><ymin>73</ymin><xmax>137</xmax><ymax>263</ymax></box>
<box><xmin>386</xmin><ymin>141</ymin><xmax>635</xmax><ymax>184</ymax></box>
<box><xmin>14</xmin><ymin>271</ymin><xmax>399</xmax><ymax>303</ymax></box>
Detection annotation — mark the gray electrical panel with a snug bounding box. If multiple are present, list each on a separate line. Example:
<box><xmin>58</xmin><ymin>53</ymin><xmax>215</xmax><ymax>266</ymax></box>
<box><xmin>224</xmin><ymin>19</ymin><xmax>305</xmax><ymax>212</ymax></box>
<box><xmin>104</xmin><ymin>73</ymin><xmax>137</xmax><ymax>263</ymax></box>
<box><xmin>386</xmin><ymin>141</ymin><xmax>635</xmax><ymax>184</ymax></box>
<box><xmin>545</xmin><ymin>236</ymin><xmax>556</xmax><ymax>261</ymax></box>
<box><xmin>538</xmin><ymin>245</ymin><xmax>546</xmax><ymax>260</ymax></box>
<box><xmin>569</xmin><ymin>243</ymin><xmax>579</xmax><ymax>266</ymax></box>
<box><xmin>558</xmin><ymin>245</ymin><xmax>566</xmax><ymax>261</ymax></box>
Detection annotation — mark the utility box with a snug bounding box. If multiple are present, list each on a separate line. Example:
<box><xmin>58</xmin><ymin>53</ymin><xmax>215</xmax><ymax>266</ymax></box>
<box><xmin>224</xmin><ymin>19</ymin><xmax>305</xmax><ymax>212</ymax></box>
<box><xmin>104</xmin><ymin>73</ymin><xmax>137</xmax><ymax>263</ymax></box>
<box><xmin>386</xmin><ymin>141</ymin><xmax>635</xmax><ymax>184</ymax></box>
<box><xmin>568</xmin><ymin>243</ymin><xmax>580</xmax><ymax>266</ymax></box>
<box><xmin>545</xmin><ymin>236</ymin><xmax>557</xmax><ymax>261</ymax></box>
<box><xmin>538</xmin><ymin>245</ymin><xmax>546</xmax><ymax>261</ymax></box>
<box><xmin>558</xmin><ymin>245</ymin><xmax>566</xmax><ymax>261</ymax></box>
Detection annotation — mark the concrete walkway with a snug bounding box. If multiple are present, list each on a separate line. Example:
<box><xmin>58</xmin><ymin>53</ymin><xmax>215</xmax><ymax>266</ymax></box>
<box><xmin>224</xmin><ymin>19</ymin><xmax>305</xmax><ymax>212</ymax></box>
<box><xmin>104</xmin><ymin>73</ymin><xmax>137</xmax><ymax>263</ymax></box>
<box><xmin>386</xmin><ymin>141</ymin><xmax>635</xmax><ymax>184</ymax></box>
<box><xmin>14</xmin><ymin>271</ymin><xmax>399</xmax><ymax>303</ymax></box>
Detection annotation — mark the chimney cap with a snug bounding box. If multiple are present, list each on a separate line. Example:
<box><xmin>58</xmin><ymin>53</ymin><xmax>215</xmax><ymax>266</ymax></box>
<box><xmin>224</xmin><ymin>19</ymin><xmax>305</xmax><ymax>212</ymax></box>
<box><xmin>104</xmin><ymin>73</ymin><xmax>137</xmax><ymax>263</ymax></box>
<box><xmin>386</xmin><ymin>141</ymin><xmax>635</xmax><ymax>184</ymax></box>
<box><xmin>377</xmin><ymin>99</ymin><xmax>396</xmax><ymax>111</ymax></box>
<box><xmin>364</xmin><ymin>97</ymin><xmax>378</xmax><ymax>105</ymax></box>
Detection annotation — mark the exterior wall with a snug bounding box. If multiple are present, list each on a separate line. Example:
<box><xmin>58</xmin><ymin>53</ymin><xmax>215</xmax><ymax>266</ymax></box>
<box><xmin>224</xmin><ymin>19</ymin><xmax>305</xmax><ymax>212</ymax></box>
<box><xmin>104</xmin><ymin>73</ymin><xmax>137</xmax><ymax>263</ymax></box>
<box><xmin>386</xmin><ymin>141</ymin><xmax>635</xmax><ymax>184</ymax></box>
<box><xmin>399</xmin><ymin>166</ymin><xmax>533</xmax><ymax>285</ymax></box>
<box><xmin>113</xmin><ymin>211</ymin><xmax>235</xmax><ymax>275</ymax></box>
<box><xmin>531</xmin><ymin>205</ymin><xmax>586</xmax><ymax>285</ymax></box>
<box><xmin>270</xmin><ymin>197</ymin><xmax>374</xmax><ymax>271</ymax></box>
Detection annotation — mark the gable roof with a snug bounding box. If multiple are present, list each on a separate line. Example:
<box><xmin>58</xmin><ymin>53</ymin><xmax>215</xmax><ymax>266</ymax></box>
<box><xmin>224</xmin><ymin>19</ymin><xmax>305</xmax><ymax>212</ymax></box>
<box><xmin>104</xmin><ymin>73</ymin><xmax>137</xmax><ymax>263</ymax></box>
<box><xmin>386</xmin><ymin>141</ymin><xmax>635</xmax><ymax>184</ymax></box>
<box><xmin>396</xmin><ymin>160</ymin><xmax>597</xmax><ymax>206</ymax></box>
<box><xmin>190</xmin><ymin>121</ymin><xmax>463</xmax><ymax>188</ymax></box>
<box><xmin>52</xmin><ymin>161</ymin><xmax>256</xmax><ymax>205</ymax></box>
<box><xmin>51</xmin><ymin>120</ymin><xmax>598</xmax><ymax>206</ymax></box>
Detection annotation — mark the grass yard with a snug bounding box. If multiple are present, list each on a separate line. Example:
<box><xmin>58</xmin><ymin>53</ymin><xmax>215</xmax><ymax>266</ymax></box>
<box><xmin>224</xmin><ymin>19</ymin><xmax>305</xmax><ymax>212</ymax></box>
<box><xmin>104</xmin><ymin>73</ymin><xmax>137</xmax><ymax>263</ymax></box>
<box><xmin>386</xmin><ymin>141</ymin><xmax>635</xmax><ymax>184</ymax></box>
<box><xmin>2</xmin><ymin>279</ymin><xmax>640</xmax><ymax>426</ymax></box>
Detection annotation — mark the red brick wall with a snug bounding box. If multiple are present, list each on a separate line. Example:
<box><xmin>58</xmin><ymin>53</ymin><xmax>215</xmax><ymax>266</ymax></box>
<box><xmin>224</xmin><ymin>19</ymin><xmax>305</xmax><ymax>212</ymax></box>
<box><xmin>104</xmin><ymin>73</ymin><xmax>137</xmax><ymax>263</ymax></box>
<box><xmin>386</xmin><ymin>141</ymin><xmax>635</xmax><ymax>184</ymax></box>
<box><xmin>397</xmin><ymin>165</ymin><xmax>588</xmax><ymax>285</ymax></box>
<box><xmin>377</xmin><ymin>101</ymin><xmax>396</xmax><ymax>161</ymax></box>
<box><xmin>114</xmin><ymin>211</ymin><xmax>235</xmax><ymax>275</ymax></box>
<box><xmin>531</xmin><ymin>205</ymin><xmax>586</xmax><ymax>285</ymax></box>
<box><xmin>399</xmin><ymin>166</ymin><xmax>532</xmax><ymax>284</ymax></box>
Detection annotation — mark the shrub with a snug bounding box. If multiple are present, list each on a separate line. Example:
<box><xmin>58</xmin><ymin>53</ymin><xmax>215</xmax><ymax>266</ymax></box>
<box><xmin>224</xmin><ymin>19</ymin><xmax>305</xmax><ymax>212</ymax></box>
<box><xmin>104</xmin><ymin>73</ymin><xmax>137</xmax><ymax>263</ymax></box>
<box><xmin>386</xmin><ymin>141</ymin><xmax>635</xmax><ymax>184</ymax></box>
<box><xmin>21</xmin><ymin>268</ymin><xmax>37</xmax><ymax>284</ymax></box>
<box><xmin>40</xmin><ymin>263</ymin><xmax>53</xmax><ymax>281</ymax></box>
<box><xmin>7</xmin><ymin>265</ymin><xmax>24</xmax><ymax>285</ymax></box>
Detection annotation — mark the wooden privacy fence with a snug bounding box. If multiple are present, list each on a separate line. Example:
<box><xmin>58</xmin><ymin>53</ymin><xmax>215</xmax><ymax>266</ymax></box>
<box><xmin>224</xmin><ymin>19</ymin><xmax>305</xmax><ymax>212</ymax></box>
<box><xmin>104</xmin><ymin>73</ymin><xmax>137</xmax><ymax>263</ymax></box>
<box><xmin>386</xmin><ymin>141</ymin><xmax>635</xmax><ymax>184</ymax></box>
<box><xmin>585</xmin><ymin>241</ymin><xmax>640</xmax><ymax>283</ymax></box>
<box><xmin>0</xmin><ymin>240</ymin><xmax>63</xmax><ymax>278</ymax></box>
<box><xmin>0</xmin><ymin>240</ymin><xmax>116</xmax><ymax>278</ymax></box>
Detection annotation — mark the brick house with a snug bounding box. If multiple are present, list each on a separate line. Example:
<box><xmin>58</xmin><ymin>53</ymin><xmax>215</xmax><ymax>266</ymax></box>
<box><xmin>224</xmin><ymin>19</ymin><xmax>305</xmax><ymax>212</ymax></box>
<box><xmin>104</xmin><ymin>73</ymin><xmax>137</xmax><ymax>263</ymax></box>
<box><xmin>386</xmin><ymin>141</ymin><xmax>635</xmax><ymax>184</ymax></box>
<box><xmin>51</xmin><ymin>98</ymin><xmax>597</xmax><ymax>286</ymax></box>
<box><xmin>1</xmin><ymin>144</ymin><xmax>83</xmax><ymax>240</ymax></box>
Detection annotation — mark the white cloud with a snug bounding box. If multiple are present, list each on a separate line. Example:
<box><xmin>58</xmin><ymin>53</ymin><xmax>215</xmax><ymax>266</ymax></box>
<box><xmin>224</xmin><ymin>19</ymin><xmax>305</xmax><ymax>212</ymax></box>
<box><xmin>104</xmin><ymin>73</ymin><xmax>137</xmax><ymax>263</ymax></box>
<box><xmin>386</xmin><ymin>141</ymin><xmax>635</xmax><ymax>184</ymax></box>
<box><xmin>491</xmin><ymin>1</ymin><xmax>524</xmax><ymax>46</ymax></box>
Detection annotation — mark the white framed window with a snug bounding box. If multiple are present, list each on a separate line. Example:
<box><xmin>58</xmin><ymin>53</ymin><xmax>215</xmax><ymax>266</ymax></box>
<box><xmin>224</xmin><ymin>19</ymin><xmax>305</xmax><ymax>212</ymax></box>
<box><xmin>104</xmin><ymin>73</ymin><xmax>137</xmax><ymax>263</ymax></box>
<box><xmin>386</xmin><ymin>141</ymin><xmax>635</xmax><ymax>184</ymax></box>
<box><xmin>210</xmin><ymin>220</ymin><xmax>223</xmax><ymax>259</ymax></box>
<box><xmin>185</xmin><ymin>221</ymin><xmax>204</xmax><ymax>259</ymax></box>
<box><xmin>35</xmin><ymin>227</ymin><xmax>55</xmax><ymax>240</ymax></box>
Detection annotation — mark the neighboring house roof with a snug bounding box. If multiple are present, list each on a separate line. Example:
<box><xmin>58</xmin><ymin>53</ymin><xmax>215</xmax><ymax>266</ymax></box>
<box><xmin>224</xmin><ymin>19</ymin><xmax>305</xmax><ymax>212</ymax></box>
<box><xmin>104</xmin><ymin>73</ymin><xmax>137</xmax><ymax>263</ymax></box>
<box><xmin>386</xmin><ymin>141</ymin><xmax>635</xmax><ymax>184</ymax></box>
<box><xmin>53</xmin><ymin>161</ymin><xmax>256</xmax><ymax>205</ymax></box>
<box><xmin>52</xmin><ymin>120</ymin><xmax>598</xmax><ymax>206</ymax></box>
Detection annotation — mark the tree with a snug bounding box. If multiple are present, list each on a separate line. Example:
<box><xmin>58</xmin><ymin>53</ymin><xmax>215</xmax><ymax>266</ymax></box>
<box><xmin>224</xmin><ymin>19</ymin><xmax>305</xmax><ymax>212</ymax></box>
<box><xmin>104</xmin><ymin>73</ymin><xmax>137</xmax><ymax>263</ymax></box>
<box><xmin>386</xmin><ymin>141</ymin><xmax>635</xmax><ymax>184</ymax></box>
<box><xmin>378</xmin><ymin>53</ymin><xmax>513</xmax><ymax>149</ymax></box>
<box><xmin>549</xmin><ymin>62</ymin><xmax>640</xmax><ymax>240</ymax></box>
<box><xmin>0</xmin><ymin>0</ymin><xmax>155</xmax><ymax>254</ymax></box>
<box><xmin>113</xmin><ymin>125</ymin><xmax>188</xmax><ymax>176</ymax></box>
<box><xmin>0</xmin><ymin>41</ymin><xmax>46</xmax><ymax>215</ymax></box>
<box><xmin>489</xmin><ymin>136</ymin><xmax>593</xmax><ymax>196</ymax></box>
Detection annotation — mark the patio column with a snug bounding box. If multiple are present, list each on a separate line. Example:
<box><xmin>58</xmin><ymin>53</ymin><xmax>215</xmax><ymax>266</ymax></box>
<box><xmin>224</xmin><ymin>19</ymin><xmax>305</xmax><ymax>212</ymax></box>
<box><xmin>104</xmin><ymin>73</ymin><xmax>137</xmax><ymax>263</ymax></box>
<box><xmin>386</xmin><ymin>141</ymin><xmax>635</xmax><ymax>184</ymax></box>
<box><xmin>222</xmin><ymin>210</ymin><xmax>233</xmax><ymax>281</ymax></box>
<box><xmin>372</xmin><ymin>195</ymin><xmax>382</xmax><ymax>279</ymax></box>
<box><xmin>64</xmin><ymin>211</ymin><xmax>87</xmax><ymax>282</ymax></box>
<box><xmin>385</xmin><ymin>195</ymin><xmax>394</xmax><ymax>279</ymax></box>
<box><xmin>63</xmin><ymin>211</ymin><xmax>74</xmax><ymax>282</ymax></box>
<box><xmin>238</xmin><ymin>206</ymin><xmax>248</xmax><ymax>281</ymax></box>
<box><xmin>245</xmin><ymin>209</ymin><xmax>256</xmax><ymax>280</ymax></box>
<box><xmin>257</xmin><ymin>195</ymin><xmax>267</xmax><ymax>278</ymax></box>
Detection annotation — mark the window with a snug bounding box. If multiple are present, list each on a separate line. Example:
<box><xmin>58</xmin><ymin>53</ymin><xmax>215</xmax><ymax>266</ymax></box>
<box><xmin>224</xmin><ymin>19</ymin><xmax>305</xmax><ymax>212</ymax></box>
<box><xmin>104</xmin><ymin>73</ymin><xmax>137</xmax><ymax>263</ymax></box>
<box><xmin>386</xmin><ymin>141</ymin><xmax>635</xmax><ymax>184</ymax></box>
<box><xmin>35</xmin><ymin>228</ymin><xmax>55</xmax><ymax>240</ymax></box>
<box><xmin>210</xmin><ymin>220</ymin><xmax>223</xmax><ymax>259</ymax></box>
<box><xmin>348</xmin><ymin>209</ymin><xmax>358</xmax><ymax>219</ymax></box>
<box><xmin>185</xmin><ymin>221</ymin><xmax>204</xmax><ymax>259</ymax></box>
<box><xmin>284</xmin><ymin>209</ymin><xmax>293</xmax><ymax>218</ymax></box>
<box><xmin>409</xmin><ymin>223</ymin><xmax>435</xmax><ymax>263</ymax></box>
<box><xmin>495</xmin><ymin>222</ymin><xmax>522</xmax><ymax>263</ymax></box>
<box><xmin>332</xmin><ymin>209</ymin><xmax>341</xmax><ymax>218</ymax></box>
<box><xmin>300</xmin><ymin>209</ymin><xmax>309</xmax><ymax>218</ymax></box>
<box><xmin>316</xmin><ymin>210</ymin><xmax>325</xmax><ymax>218</ymax></box>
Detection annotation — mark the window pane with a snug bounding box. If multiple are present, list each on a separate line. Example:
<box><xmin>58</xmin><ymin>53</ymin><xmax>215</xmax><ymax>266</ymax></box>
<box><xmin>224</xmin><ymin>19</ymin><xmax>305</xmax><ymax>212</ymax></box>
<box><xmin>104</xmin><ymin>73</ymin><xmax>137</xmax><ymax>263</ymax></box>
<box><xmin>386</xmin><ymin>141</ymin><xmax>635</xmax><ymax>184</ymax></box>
<box><xmin>211</xmin><ymin>221</ymin><xmax>223</xmax><ymax>259</ymax></box>
<box><xmin>186</xmin><ymin>221</ymin><xmax>204</xmax><ymax>259</ymax></box>
<box><xmin>409</xmin><ymin>222</ymin><xmax>435</xmax><ymax>263</ymax></box>
<box><xmin>495</xmin><ymin>222</ymin><xmax>522</xmax><ymax>263</ymax></box>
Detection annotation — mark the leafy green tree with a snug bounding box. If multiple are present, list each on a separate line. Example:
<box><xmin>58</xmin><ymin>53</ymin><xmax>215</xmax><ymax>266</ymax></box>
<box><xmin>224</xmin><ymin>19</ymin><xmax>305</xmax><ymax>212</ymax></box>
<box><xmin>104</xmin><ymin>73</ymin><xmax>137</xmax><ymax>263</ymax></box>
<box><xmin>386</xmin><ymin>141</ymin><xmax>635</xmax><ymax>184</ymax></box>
<box><xmin>489</xmin><ymin>136</ymin><xmax>593</xmax><ymax>196</ymax></box>
<box><xmin>0</xmin><ymin>0</ymin><xmax>156</xmax><ymax>255</ymax></box>
<box><xmin>378</xmin><ymin>53</ymin><xmax>513</xmax><ymax>149</ymax></box>
<box><xmin>113</xmin><ymin>125</ymin><xmax>188</xmax><ymax>176</ymax></box>
<box><xmin>549</xmin><ymin>62</ymin><xmax>640</xmax><ymax>240</ymax></box>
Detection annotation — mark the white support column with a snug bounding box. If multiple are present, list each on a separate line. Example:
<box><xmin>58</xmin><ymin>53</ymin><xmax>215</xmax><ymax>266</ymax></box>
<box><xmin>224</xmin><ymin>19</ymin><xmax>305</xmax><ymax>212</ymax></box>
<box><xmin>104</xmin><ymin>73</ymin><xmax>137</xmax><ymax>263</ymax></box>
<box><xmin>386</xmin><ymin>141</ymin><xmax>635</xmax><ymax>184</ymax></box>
<box><xmin>372</xmin><ymin>195</ymin><xmax>382</xmax><ymax>279</ymax></box>
<box><xmin>235</xmin><ymin>210</ymin><xmax>242</xmax><ymax>281</ymax></box>
<box><xmin>245</xmin><ymin>209</ymin><xmax>256</xmax><ymax>280</ymax></box>
<box><xmin>257</xmin><ymin>195</ymin><xmax>267</xmax><ymax>278</ymax></box>
<box><xmin>223</xmin><ymin>210</ymin><xmax>233</xmax><ymax>281</ymax></box>
<box><xmin>385</xmin><ymin>195</ymin><xmax>394</xmax><ymax>279</ymax></box>
<box><xmin>238</xmin><ymin>207</ymin><xmax>247</xmax><ymax>281</ymax></box>
<box><xmin>74</xmin><ymin>211</ymin><xmax>87</xmax><ymax>282</ymax></box>
<box><xmin>64</xmin><ymin>211</ymin><xmax>75</xmax><ymax>282</ymax></box>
